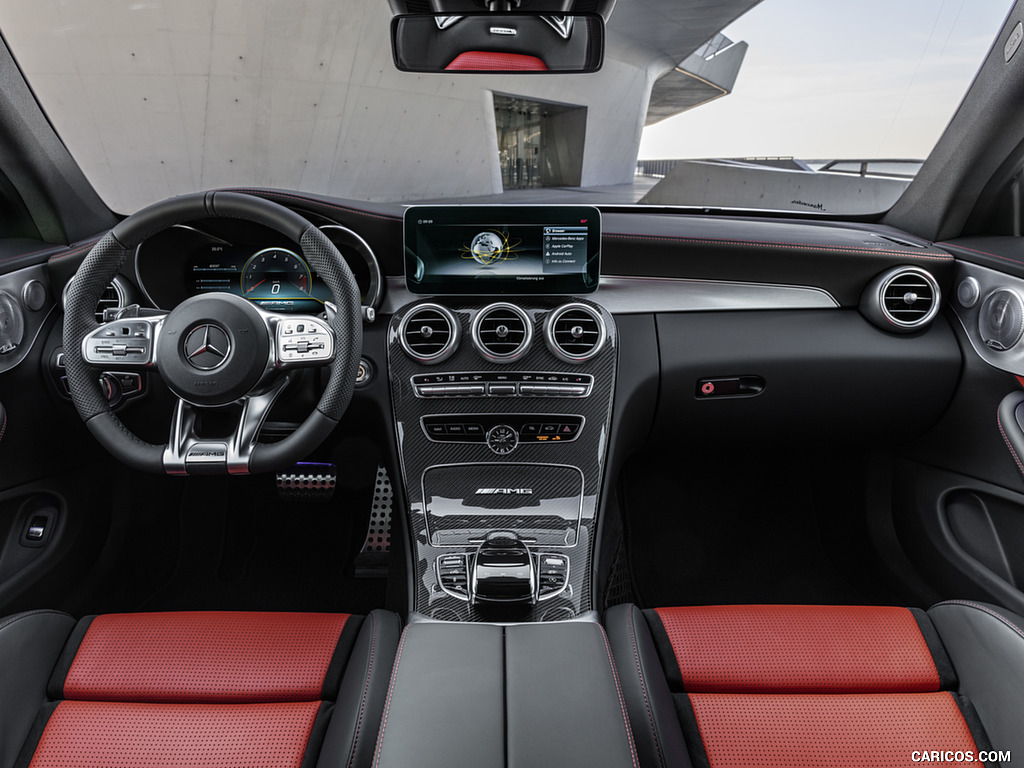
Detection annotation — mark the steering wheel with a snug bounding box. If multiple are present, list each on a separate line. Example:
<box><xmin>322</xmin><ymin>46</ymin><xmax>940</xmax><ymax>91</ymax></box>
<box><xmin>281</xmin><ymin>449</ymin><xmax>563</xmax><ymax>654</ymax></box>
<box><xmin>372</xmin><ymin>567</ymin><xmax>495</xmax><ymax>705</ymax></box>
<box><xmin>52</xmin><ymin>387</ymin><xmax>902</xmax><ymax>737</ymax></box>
<box><xmin>62</xmin><ymin>191</ymin><xmax>362</xmax><ymax>475</ymax></box>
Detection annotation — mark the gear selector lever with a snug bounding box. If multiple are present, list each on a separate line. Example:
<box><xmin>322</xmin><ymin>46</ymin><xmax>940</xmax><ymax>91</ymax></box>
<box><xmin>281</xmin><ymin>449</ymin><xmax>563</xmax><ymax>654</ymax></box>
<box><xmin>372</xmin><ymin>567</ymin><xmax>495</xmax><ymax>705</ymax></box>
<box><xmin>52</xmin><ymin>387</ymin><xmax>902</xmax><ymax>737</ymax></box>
<box><xmin>471</xmin><ymin>530</ymin><xmax>535</xmax><ymax>604</ymax></box>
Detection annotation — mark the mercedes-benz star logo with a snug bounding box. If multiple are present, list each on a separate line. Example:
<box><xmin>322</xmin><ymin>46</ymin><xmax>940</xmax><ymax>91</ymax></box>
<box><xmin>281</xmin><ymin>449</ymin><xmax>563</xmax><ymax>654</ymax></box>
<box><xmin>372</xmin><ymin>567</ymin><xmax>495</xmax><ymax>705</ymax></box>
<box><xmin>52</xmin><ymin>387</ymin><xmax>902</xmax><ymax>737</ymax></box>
<box><xmin>183</xmin><ymin>324</ymin><xmax>231</xmax><ymax>370</ymax></box>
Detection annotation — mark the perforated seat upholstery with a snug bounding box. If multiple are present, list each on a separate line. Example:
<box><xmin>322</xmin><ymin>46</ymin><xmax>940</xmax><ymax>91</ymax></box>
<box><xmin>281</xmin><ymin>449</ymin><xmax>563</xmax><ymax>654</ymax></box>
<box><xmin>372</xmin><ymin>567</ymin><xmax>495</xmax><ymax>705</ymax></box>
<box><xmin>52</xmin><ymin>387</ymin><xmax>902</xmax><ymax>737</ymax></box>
<box><xmin>0</xmin><ymin>609</ymin><xmax>400</xmax><ymax>768</ymax></box>
<box><xmin>606</xmin><ymin>602</ymin><xmax>1024</xmax><ymax>768</ymax></box>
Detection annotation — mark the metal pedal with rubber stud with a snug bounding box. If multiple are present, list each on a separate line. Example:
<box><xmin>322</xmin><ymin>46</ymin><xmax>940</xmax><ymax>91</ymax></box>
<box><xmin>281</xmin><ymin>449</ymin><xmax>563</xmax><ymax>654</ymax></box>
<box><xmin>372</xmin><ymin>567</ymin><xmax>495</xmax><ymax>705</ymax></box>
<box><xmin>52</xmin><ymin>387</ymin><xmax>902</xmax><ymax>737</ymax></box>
<box><xmin>276</xmin><ymin>462</ymin><xmax>337</xmax><ymax>501</ymax></box>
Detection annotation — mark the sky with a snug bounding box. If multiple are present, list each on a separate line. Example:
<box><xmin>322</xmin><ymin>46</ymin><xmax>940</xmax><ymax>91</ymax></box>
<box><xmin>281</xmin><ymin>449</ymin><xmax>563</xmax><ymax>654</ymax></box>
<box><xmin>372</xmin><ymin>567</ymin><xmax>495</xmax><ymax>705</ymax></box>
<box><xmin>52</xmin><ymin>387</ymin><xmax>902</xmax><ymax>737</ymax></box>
<box><xmin>638</xmin><ymin>0</ymin><xmax>1016</xmax><ymax>161</ymax></box>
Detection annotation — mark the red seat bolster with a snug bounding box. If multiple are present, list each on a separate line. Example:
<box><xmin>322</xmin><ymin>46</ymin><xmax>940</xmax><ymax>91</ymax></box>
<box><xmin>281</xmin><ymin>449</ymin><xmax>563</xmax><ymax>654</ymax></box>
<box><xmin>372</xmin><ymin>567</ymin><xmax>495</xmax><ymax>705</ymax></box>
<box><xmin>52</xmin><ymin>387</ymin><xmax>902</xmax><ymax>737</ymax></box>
<box><xmin>652</xmin><ymin>605</ymin><xmax>946</xmax><ymax>694</ymax></box>
<box><xmin>27</xmin><ymin>701</ymin><xmax>322</xmax><ymax>768</ymax></box>
<box><xmin>686</xmin><ymin>692</ymin><xmax>981</xmax><ymax>768</ymax></box>
<box><xmin>59</xmin><ymin>611</ymin><xmax>351</xmax><ymax>703</ymax></box>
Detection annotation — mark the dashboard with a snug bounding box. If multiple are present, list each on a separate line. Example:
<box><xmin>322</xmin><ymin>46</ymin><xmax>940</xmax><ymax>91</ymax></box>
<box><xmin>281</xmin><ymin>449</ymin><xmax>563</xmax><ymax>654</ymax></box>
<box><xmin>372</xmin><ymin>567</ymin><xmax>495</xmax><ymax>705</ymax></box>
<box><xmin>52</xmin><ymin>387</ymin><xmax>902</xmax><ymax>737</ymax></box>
<box><xmin>0</xmin><ymin>188</ymin><xmax>977</xmax><ymax>622</ymax></box>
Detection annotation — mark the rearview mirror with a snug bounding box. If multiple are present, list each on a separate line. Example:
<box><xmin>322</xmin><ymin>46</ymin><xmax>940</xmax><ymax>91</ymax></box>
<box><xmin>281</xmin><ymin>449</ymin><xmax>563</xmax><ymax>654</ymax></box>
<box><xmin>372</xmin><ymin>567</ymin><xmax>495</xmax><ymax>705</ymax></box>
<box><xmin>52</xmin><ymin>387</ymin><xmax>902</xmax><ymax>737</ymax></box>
<box><xmin>391</xmin><ymin>13</ymin><xmax>604</xmax><ymax>74</ymax></box>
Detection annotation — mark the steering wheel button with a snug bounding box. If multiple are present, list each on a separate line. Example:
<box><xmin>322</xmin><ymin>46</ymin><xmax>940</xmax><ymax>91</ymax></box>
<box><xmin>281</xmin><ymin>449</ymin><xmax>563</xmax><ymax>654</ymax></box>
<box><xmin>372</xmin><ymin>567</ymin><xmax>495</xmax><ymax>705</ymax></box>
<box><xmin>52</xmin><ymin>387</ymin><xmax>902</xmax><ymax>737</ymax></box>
<box><xmin>117</xmin><ymin>374</ymin><xmax>142</xmax><ymax>394</ymax></box>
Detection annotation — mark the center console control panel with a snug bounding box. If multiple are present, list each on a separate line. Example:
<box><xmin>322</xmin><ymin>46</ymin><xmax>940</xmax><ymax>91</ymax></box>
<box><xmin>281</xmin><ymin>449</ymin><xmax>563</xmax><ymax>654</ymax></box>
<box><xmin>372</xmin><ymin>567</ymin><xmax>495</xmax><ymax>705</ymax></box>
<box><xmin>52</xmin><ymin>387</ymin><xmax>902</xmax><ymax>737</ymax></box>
<box><xmin>422</xmin><ymin>414</ymin><xmax>583</xmax><ymax>447</ymax></box>
<box><xmin>387</xmin><ymin>295</ymin><xmax>616</xmax><ymax>622</ymax></box>
<box><xmin>436</xmin><ymin>533</ymin><xmax>570</xmax><ymax>604</ymax></box>
<box><xmin>413</xmin><ymin>371</ymin><xmax>593</xmax><ymax>399</ymax></box>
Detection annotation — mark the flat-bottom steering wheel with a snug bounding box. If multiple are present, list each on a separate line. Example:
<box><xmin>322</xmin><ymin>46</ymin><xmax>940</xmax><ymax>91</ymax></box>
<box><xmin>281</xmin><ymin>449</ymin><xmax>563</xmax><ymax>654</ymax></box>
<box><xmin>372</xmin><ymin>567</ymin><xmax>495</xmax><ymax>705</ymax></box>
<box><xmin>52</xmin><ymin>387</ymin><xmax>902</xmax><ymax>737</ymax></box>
<box><xmin>63</xmin><ymin>191</ymin><xmax>362</xmax><ymax>475</ymax></box>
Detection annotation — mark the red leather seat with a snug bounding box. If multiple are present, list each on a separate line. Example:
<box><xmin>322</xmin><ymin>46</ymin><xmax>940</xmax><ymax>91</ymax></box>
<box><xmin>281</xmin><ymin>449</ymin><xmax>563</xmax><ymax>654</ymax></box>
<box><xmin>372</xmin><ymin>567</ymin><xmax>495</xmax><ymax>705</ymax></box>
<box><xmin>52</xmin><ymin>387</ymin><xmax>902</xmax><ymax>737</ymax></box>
<box><xmin>606</xmin><ymin>602</ymin><xmax>1024</xmax><ymax>768</ymax></box>
<box><xmin>2</xmin><ymin>609</ymin><xmax>400</xmax><ymax>768</ymax></box>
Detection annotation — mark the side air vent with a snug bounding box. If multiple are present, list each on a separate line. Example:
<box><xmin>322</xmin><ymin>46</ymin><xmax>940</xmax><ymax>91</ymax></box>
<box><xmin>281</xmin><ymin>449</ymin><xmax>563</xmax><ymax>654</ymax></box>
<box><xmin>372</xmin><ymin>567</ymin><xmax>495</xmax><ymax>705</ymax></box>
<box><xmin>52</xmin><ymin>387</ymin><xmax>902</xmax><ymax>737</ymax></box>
<box><xmin>62</xmin><ymin>276</ymin><xmax>127</xmax><ymax>322</ymax></box>
<box><xmin>471</xmin><ymin>303</ymin><xmax>533</xmax><ymax>363</ymax></box>
<box><xmin>95</xmin><ymin>282</ymin><xmax>124</xmax><ymax>322</ymax></box>
<box><xmin>544</xmin><ymin>303</ymin><xmax>607</xmax><ymax>363</ymax></box>
<box><xmin>399</xmin><ymin>303</ymin><xmax>459</xmax><ymax>364</ymax></box>
<box><xmin>860</xmin><ymin>267</ymin><xmax>941</xmax><ymax>333</ymax></box>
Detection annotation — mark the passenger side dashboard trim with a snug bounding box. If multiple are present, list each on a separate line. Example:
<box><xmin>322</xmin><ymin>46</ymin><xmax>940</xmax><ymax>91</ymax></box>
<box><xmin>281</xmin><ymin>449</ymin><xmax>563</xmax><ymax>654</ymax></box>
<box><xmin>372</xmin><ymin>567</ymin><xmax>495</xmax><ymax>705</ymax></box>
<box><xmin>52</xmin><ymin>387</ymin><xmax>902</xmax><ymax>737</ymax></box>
<box><xmin>381</xmin><ymin>275</ymin><xmax>838</xmax><ymax>316</ymax></box>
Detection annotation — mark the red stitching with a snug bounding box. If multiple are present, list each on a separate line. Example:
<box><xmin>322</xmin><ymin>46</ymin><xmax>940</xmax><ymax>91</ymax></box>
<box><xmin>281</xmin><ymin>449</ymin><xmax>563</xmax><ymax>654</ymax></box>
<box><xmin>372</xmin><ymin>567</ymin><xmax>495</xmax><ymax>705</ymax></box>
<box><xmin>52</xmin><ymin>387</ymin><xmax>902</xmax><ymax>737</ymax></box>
<box><xmin>937</xmin><ymin>242</ymin><xmax>1024</xmax><ymax>268</ymax></box>
<box><xmin>372</xmin><ymin>624</ymin><xmax>408</xmax><ymax>768</ymax></box>
<box><xmin>47</xmin><ymin>240</ymin><xmax>102</xmax><ymax>264</ymax></box>
<box><xmin>599</xmin><ymin>625</ymin><xmax>641</xmax><ymax>768</ymax></box>
<box><xmin>0</xmin><ymin>244</ymin><xmax>70</xmax><ymax>267</ymax></box>
<box><xmin>934</xmin><ymin>600</ymin><xmax>1024</xmax><ymax>644</ymax></box>
<box><xmin>604</xmin><ymin>232</ymin><xmax>954</xmax><ymax>261</ymax></box>
<box><xmin>628</xmin><ymin>609</ymin><xmax>666</xmax><ymax>768</ymax></box>
<box><xmin>347</xmin><ymin>613</ymin><xmax>377</xmax><ymax>768</ymax></box>
<box><xmin>0</xmin><ymin>410</ymin><xmax>6</xmax><ymax>443</ymax></box>
<box><xmin>224</xmin><ymin>189</ymin><xmax>402</xmax><ymax>223</ymax></box>
<box><xmin>997</xmin><ymin>410</ymin><xmax>1024</xmax><ymax>476</ymax></box>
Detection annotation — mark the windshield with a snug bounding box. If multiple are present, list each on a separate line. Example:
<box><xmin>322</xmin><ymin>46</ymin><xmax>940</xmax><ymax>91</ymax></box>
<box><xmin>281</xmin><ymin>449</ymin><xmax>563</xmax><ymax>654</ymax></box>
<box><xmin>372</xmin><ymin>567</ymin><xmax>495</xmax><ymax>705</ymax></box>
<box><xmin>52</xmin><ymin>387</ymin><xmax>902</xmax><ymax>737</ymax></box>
<box><xmin>0</xmin><ymin>0</ymin><xmax>1013</xmax><ymax>215</ymax></box>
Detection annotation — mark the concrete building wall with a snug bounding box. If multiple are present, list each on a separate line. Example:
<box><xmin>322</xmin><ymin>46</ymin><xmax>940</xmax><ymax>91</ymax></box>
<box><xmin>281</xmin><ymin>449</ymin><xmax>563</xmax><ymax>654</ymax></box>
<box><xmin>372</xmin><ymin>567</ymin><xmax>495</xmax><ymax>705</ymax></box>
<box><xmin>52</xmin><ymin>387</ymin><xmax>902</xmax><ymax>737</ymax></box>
<box><xmin>0</xmin><ymin>0</ymin><xmax>661</xmax><ymax>212</ymax></box>
<box><xmin>641</xmin><ymin>160</ymin><xmax>910</xmax><ymax>215</ymax></box>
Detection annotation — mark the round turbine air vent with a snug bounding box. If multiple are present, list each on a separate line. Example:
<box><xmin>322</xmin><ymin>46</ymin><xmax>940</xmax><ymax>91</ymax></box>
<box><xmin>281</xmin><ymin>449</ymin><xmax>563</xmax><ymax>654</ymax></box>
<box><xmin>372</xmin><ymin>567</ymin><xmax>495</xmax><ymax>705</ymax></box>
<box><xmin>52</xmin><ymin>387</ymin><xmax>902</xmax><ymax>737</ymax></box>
<box><xmin>860</xmin><ymin>266</ymin><xmax>941</xmax><ymax>333</ymax></box>
<box><xmin>544</xmin><ymin>303</ymin><xmax>607</xmax><ymax>363</ymax></box>
<box><xmin>62</xmin><ymin>275</ymin><xmax>127</xmax><ymax>322</ymax></box>
<box><xmin>399</xmin><ymin>303</ymin><xmax>459</xmax><ymax>364</ymax></box>
<box><xmin>471</xmin><ymin>303</ymin><xmax>533</xmax><ymax>363</ymax></box>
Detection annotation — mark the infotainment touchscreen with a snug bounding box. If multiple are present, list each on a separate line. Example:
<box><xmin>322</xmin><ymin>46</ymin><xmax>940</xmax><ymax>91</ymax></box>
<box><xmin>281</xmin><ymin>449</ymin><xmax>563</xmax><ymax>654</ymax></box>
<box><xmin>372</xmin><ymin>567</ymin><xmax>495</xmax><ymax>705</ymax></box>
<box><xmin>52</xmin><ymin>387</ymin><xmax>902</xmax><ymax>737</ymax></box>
<box><xmin>404</xmin><ymin>205</ymin><xmax>601</xmax><ymax>295</ymax></box>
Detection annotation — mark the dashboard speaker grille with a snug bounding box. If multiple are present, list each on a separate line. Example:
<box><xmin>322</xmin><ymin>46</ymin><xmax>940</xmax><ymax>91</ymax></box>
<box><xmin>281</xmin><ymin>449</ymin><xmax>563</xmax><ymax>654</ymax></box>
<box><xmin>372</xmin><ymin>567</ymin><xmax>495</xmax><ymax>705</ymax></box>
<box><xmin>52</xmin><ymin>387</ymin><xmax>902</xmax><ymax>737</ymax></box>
<box><xmin>472</xmin><ymin>303</ymin><xmax>532</xmax><ymax>363</ymax></box>
<box><xmin>545</xmin><ymin>303</ymin><xmax>606</xmax><ymax>363</ymax></box>
<box><xmin>400</xmin><ymin>303</ymin><xmax>459</xmax><ymax>364</ymax></box>
<box><xmin>880</xmin><ymin>269</ymin><xmax>939</xmax><ymax>328</ymax></box>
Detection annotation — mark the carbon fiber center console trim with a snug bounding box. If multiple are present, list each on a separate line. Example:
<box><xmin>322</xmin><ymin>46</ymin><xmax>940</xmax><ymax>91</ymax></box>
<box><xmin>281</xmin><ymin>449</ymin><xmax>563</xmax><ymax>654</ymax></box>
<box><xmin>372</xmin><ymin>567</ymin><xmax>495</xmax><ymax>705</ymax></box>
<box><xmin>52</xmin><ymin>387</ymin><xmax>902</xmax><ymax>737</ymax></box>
<box><xmin>388</xmin><ymin>297</ymin><xmax>616</xmax><ymax>621</ymax></box>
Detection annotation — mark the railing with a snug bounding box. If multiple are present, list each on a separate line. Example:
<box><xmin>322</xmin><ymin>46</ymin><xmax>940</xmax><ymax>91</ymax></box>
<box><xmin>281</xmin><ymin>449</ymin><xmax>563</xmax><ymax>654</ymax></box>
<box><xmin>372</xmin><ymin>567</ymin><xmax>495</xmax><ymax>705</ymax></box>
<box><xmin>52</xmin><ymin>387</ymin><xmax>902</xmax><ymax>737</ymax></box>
<box><xmin>816</xmin><ymin>159</ymin><xmax>924</xmax><ymax>179</ymax></box>
<box><xmin>634</xmin><ymin>159</ymin><xmax>682</xmax><ymax>178</ymax></box>
<box><xmin>636</xmin><ymin>157</ymin><xmax>924</xmax><ymax>180</ymax></box>
<box><xmin>636</xmin><ymin>157</ymin><xmax>797</xmax><ymax>178</ymax></box>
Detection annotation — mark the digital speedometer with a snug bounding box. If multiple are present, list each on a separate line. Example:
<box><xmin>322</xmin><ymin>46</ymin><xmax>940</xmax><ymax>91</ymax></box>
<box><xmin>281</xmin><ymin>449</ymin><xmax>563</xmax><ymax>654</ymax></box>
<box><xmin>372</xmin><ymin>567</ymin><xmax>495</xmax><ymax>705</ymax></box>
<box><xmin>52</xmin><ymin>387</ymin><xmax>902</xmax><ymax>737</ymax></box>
<box><xmin>240</xmin><ymin>248</ymin><xmax>315</xmax><ymax>307</ymax></box>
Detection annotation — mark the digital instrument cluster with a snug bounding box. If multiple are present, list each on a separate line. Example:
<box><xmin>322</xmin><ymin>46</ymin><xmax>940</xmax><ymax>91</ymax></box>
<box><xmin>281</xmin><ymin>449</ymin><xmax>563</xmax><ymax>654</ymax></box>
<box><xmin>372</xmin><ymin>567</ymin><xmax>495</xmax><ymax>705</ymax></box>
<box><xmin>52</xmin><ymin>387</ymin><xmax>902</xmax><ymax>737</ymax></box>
<box><xmin>190</xmin><ymin>245</ymin><xmax>332</xmax><ymax>314</ymax></box>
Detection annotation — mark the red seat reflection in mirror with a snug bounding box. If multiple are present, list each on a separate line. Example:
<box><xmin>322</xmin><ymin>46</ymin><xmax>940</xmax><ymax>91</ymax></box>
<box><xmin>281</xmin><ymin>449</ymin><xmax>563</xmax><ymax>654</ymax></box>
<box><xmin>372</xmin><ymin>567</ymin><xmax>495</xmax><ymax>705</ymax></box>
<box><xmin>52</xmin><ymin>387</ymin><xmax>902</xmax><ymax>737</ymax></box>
<box><xmin>446</xmin><ymin>52</ymin><xmax>548</xmax><ymax>71</ymax></box>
